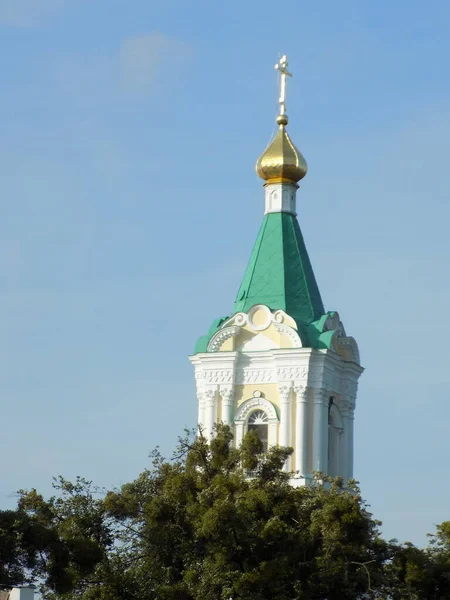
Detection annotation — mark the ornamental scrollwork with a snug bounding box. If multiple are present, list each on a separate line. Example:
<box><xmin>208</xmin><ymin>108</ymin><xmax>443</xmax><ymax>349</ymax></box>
<box><xmin>207</xmin><ymin>326</ymin><xmax>240</xmax><ymax>352</ymax></box>
<box><xmin>234</xmin><ymin>397</ymin><xmax>278</xmax><ymax>422</ymax></box>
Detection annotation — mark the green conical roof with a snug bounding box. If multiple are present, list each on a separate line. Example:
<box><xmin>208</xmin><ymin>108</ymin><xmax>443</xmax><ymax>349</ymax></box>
<box><xmin>233</xmin><ymin>212</ymin><xmax>325</xmax><ymax>326</ymax></box>
<box><xmin>193</xmin><ymin>212</ymin><xmax>331</xmax><ymax>353</ymax></box>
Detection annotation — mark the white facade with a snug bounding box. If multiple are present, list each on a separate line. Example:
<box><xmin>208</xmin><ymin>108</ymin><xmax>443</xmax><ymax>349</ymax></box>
<box><xmin>190</xmin><ymin>306</ymin><xmax>363</xmax><ymax>486</ymax></box>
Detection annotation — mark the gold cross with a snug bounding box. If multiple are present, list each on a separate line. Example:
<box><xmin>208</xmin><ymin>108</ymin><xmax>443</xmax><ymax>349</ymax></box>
<box><xmin>275</xmin><ymin>55</ymin><xmax>292</xmax><ymax>116</ymax></box>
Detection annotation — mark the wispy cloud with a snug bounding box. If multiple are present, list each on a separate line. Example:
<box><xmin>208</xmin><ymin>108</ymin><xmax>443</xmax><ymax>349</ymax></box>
<box><xmin>119</xmin><ymin>32</ymin><xmax>192</xmax><ymax>94</ymax></box>
<box><xmin>0</xmin><ymin>0</ymin><xmax>77</xmax><ymax>27</ymax></box>
<box><xmin>36</xmin><ymin>31</ymin><xmax>192</xmax><ymax>105</ymax></box>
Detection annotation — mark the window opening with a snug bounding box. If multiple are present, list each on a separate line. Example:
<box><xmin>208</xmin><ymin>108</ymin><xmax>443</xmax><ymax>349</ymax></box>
<box><xmin>247</xmin><ymin>410</ymin><xmax>269</xmax><ymax>453</ymax></box>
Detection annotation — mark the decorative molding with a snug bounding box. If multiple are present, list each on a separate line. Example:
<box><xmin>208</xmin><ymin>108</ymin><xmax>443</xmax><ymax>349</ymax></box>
<box><xmin>294</xmin><ymin>383</ymin><xmax>308</xmax><ymax>399</ymax></box>
<box><xmin>278</xmin><ymin>383</ymin><xmax>293</xmax><ymax>404</ymax></box>
<box><xmin>220</xmin><ymin>386</ymin><xmax>234</xmax><ymax>404</ymax></box>
<box><xmin>235</xmin><ymin>368</ymin><xmax>275</xmax><ymax>385</ymax></box>
<box><xmin>341</xmin><ymin>396</ymin><xmax>356</xmax><ymax>412</ymax></box>
<box><xmin>203</xmin><ymin>370</ymin><xmax>234</xmax><ymax>385</ymax></box>
<box><xmin>207</xmin><ymin>326</ymin><xmax>240</xmax><ymax>352</ymax></box>
<box><xmin>234</xmin><ymin>397</ymin><xmax>278</xmax><ymax>422</ymax></box>
<box><xmin>273</xmin><ymin>323</ymin><xmax>302</xmax><ymax>347</ymax></box>
<box><xmin>276</xmin><ymin>366</ymin><xmax>308</xmax><ymax>382</ymax></box>
<box><xmin>273</xmin><ymin>310</ymin><xmax>284</xmax><ymax>324</ymax></box>
<box><xmin>203</xmin><ymin>388</ymin><xmax>217</xmax><ymax>406</ymax></box>
<box><xmin>234</xmin><ymin>313</ymin><xmax>247</xmax><ymax>326</ymax></box>
<box><xmin>309</xmin><ymin>371</ymin><xmax>324</xmax><ymax>383</ymax></box>
<box><xmin>248</xmin><ymin>305</ymin><xmax>272</xmax><ymax>331</ymax></box>
<box><xmin>334</xmin><ymin>336</ymin><xmax>360</xmax><ymax>364</ymax></box>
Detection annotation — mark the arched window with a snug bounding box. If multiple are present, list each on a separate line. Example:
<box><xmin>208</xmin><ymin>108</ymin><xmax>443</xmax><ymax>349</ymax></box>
<box><xmin>247</xmin><ymin>410</ymin><xmax>269</xmax><ymax>453</ymax></box>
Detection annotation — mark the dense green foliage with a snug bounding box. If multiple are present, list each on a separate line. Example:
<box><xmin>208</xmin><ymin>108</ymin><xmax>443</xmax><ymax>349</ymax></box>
<box><xmin>2</xmin><ymin>426</ymin><xmax>450</xmax><ymax>599</ymax></box>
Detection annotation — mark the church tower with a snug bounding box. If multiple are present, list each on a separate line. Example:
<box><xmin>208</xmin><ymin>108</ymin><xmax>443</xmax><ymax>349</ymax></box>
<box><xmin>189</xmin><ymin>56</ymin><xmax>363</xmax><ymax>486</ymax></box>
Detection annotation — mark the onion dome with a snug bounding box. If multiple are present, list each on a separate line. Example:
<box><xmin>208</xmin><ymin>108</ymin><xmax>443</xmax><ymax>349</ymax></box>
<box><xmin>256</xmin><ymin>113</ymin><xmax>308</xmax><ymax>185</ymax></box>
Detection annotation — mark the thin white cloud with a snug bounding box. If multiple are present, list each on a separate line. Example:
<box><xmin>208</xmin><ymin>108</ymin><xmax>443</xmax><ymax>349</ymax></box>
<box><xmin>0</xmin><ymin>0</ymin><xmax>75</xmax><ymax>27</ymax></box>
<box><xmin>119</xmin><ymin>32</ymin><xmax>191</xmax><ymax>94</ymax></box>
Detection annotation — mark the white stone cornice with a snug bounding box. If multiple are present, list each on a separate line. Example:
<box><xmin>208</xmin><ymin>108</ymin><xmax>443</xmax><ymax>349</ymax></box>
<box><xmin>235</xmin><ymin>368</ymin><xmax>275</xmax><ymax>385</ymax></box>
<box><xmin>277</xmin><ymin>365</ymin><xmax>309</xmax><ymax>382</ymax></box>
<box><xmin>203</xmin><ymin>370</ymin><xmax>234</xmax><ymax>385</ymax></box>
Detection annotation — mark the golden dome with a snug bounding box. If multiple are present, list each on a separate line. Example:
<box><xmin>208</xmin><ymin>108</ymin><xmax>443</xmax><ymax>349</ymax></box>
<box><xmin>256</xmin><ymin>114</ymin><xmax>308</xmax><ymax>185</ymax></box>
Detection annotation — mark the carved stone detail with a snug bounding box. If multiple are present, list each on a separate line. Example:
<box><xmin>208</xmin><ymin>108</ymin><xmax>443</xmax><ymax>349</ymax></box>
<box><xmin>235</xmin><ymin>368</ymin><xmax>275</xmax><ymax>385</ymax></box>
<box><xmin>273</xmin><ymin>323</ymin><xmax>302</xmax><ymax>347</ymax></box>
<box><xmin>203</xmin><ymin>388</ymin><xmax>217</xmax><ymax>406</ymax></box>
<box><xmin>276</xmin><ymin>366</ymin><xmax>308</xmax><ymax>382</ymax></box>
<box><xmin>278</xmin><ymin>383</ymin><xmax>293</xmax><ymax>403</ymax></box>
<box><xmin>220</xmin><ymin>386</ymin><xmax>234</xmax><ymax>404</ymax></box>
<box><xmin>294</xmin><ymin>383</ymin><xmax>308</xmax><ymax>398</ymax></box>
<box><xmin>333</xmin><ymin>336</ymin><xmax>360</xmax><ymax>364</ymax></box>
<box><xmin>203</xmin><ymin>370</ymin><xmax>234</xmax><ymax>385</ymax></box>
<box><xmin>234</xmin><ymin>397</ymin><xmax>278</xmax><ymax>422</ymax></box>
<box><xmin>207</xmin><ymin>326</ymin><xmax>240</xmax><ymax>352</ymax></box>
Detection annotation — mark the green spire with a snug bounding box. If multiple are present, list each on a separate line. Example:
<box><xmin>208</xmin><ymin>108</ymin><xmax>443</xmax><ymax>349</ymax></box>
<box><xmin>193</xmin><ymin>211</ymin><xmax>328</xmax><ymax>354</ymax></box>
<box><xmin>233</xmin><ymin>212</ymin><xmax>325</xmax><ymax>328</ymax></box>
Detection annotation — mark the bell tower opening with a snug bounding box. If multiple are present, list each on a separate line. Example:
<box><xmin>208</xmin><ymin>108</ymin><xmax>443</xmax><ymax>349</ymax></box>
<box><xmin>247</xmin><ymin>410</ymin><xmax>269</xmax><ymax>453</ymax></box>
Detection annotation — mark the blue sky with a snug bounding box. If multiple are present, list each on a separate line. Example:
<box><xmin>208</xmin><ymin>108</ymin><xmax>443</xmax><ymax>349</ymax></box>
<box><xmin>1</xmin><ymin>0</ymin><xmax>450</xmax><ymax>546</ymax></box>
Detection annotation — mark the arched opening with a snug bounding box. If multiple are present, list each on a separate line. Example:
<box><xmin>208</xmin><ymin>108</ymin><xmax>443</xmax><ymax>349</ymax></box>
<box><xmin>328</xmin><ymin>401</ymin><xmax>343</xmax><ymax>477</ymax></box>
<box><xmin>247</xmin><ymin>410</ymin><xmax>269</xmax><ymax>453</ymax></box>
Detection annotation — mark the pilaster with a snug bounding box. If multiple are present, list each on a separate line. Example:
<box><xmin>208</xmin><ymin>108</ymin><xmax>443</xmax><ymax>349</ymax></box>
<box><xmin>279</xmin><ymin>383</ymin><xmax>293</xmax><ymax>471</ymax></box>
<box><xmin>204</xmin><ymin>388</ymin><xmax>218</xmax><ymax>440</ymax></box>
<box><xmin>220</xmin><ymin>386</ymin><xmax>234</xmax><ymax>427</ymax></box>
<box><xmin>312</xmin><ymin>388</ymin><xmax>328</xmax><ymax>473</ymax></box>
<box><xmin>293</xmin><ymin>383</ymin><xmax>308</xmax><ymax>476</ymax></box>
<box><xmin>341</xmin><ymin>396</ymin><xmax>356</xmax><ymax>481</ymax></box>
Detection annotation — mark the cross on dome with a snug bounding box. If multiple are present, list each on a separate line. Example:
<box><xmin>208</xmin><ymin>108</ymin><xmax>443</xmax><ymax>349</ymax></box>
<box><xmin>275</xmin><ymin>54</ymin><xmax>292</xmax><ymax>117</ymax></box>
<box><xmin>255</xmin><ymin>54</ymin><xmax>307</xmax><ymax>185</ymax></box>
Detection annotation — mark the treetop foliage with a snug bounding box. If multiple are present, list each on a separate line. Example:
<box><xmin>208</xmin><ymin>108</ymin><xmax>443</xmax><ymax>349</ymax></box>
<box><xmin>1</xmin><ymin>426</ymin><xmax>450</xmax><ymax>599</ymax></box>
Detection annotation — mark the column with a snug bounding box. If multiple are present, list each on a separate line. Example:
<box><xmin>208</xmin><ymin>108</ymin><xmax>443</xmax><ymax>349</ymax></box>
<box><xmin>279</xmin><ymin>384</ymin><xmax>292</xmax><ymax>471</ymax></box>
<box><xmin>235</xmin><ymin>421</ymin><xmax>244</xmax><ymax>447</ymax></box>
<box><xmin>341</xmin><ymin>403</ymin><xmax>350</xmax><ymax>482</ymax></box>
<box><xmin>294</xmin><ymin>384</ymin><xmax>308</xmax><ymax>476</ymax></box>
<box><xmin>198</xmin><ymin>394</ymin><xmax>206</xmax><ymax>432</ymax></box>
<box><xmin>341</xmin><ymin>397</ymin><xmax>356</xmax><ymax>482</ymax></box>
<box><xmin>220</xmin><ymin>387</ymin><xmax>234</xmax><ymax>427</ymax></box>
<box><xmin>204</xmin><ymin>389</ymin><xmax>217</xmax><ymax>441</ymax></box>
<box><xmin>312</xmin><ymin>389</ymin><xmax>328</xmax><ymax>473</ymax></box>
<box><xmin>347</xmin><ymin>401</ymin><xmax>355</xmax><ymax>481</ymax></box>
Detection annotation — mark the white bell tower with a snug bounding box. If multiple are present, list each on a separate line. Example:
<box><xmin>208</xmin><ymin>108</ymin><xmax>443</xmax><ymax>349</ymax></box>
<box><xmin>189</xmin><ymin>56</ymin><xmax>363</xmax><ymax>486</ymax></box>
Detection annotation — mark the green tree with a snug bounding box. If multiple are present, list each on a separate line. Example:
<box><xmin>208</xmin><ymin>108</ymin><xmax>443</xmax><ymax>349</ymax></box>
<box><xmin>14</xmin><ymin>426</ymin><xmax>393</xmax><ymax>599</ymax></box>
<box><xmin>382</xmin><ymin>522</ymin><xmax>450</xmax><ymax>600</ymax></box>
